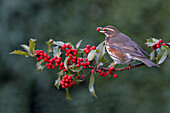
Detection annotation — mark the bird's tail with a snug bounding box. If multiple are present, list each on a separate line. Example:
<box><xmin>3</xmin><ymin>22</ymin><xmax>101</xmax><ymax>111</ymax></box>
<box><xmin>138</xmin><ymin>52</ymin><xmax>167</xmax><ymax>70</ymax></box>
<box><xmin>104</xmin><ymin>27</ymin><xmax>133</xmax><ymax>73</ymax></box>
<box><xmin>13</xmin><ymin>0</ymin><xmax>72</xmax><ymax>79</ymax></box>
<box><xmin>138</xmin><ymin>58</ymin><xmax>159</xmax><ymax>67</ymax></box>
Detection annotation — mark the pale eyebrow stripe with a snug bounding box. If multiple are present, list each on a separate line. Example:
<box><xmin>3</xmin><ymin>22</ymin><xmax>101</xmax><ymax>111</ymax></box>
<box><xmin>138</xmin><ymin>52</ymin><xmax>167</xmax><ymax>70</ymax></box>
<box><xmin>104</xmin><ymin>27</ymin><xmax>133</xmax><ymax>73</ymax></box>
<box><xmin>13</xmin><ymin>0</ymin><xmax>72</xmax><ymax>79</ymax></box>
<box><xmin>105</xmin><ymin>28</ymin><xmax>115</xmax><ymax>31</ymax></box>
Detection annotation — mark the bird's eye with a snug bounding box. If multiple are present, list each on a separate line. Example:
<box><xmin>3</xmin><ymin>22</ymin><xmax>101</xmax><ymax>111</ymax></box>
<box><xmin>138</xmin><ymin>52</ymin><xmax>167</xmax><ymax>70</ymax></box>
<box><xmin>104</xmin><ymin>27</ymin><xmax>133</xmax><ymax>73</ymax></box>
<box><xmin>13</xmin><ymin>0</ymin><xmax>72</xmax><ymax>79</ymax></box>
<box><xmin>104</xmin><ymin>29</ymin><xmax>108</xmax><ymax>31</ymax></box>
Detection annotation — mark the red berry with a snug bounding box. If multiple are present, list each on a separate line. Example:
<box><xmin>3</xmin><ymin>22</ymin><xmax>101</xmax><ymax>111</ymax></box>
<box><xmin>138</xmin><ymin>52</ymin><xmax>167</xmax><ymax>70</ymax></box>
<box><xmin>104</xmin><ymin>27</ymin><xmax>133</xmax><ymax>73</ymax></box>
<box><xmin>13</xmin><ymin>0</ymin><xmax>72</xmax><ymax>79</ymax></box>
<box><xmin>73</xmin><ymin>56</ymin><xmax>77</xmax><ymax>59</ymax></box>
<box><xmin>113</xmin><ymin>74</ymin><xmax>118</xmax><ymax>78</ymax></box>
<box><xmin>40</xmin><ymin>53</ymin><xmax>43</xmax><ymax>56</ymax></box>
<box><xmin>55</xmin><ymin>63</ymin><xmax>59</xmax><ymax>67</ymax></box>
<box><xmin>63</xmin><ymin>69</ymin><xmax>67</xmax><ymax>72</ymax></box>
<box><xmin>157</xmin><ymin>41</ymin><xmax>160</xmax><ymax>45</ymax></box>
<box><xmin>84</xmin><ymin>58</ymin><xmax>88</xmax><ymax>62</ymax></box>
<box><xmin>96</xmin><ymin>27</ymin><xmax>101</xmax><ymax>32</ymax></box>
<box><xmin>152</xmin><ymin>45</ymin><xmax>156</xmax><ymax>50</ymax></box>
<box><xmin>105</xmin><ymin>72</ymin><xmax>108</xmax><ymax>76</ymax></box>
<box><xmin>69</xmin><ymin>54</ymin><xmax>73</xmax><ymax>57</ymax></box>
<box><xmin>51</xmin><ymin>65</ymin><xmax>55</xmax><ymax>69</ymax></box>
<box><xmin>60</xmin><ymin>81</ymin><xmax>64</xmax><ymax>85</ymax></box>
<box><xmin>81</xmin><ymin>75</ymin><xmax>85</xmax><ymax>78</ymax></box>
<box><xmin>86</xmin><ymin>45</ymin><xmax>91</xmax><ymax>49</ymax></box>
<box><xmin>109</xmin><ymin>67</ymin><xmax>114</xmax><ymax>71</ymax></box>
<box><xmin>59</xmin><ymin>67</ymin><xmax>62</xmax><ymax>70</ymax></box>
<box><xmin>36</xmin><ymin>50</ymin><xmax>39</xmax><ymax>53</ymax></box>
<box><xmin>47</xmin><ymin>56</ymin><xmax>51</xmax><ymax>59</ymax></box>
<box><xmin>83</xmin><ymin>66</ymin><xmax>87</xmax><ymax>68</ymax></box>
<box><xmin>72</xmin><ymin>81</ymin><xmax>75</xmax><ymax>85</ymax></box>
<box><xmin>62</xmin><ymin>85</ymin><xmax>66</xmax><ymax>88</ymax></box>
<box><xmin>37</xmin><ymin>58</ymin><xmax>40</xmax><ymax>61</ymax></box>
<box><xmin>156</xmin><ymin>44</ymin><xmax>160</xmax><ymax>48</ymax></box>
<box><xmin>91</xmin><ymin>70</ymin><xmax>94</xmax><ymax>73</ymax></box>
<box><xmin>80</xmin><ymin>58</ymin><xmax>83</xmax><ymax>62</ymax></box>
<box><xmin>63</xmin><ymin>75</ymin><xmax>68</xmax><ymax>79</ymax></box>
<box><xmin>86</xmin><ymin>61</ymin><xmax>90</xmax><ymax>65</ymax></box>
<box><xmin>44</xmin><ymin>58</ymin><xmax>48</xmax><ymax>62</ymax></box>
<box><xmin>66</xmin><ymin>44</ymin><xmax>70</xmax><ymax>48</ymax></box>
<box><xmin>65</xmin><ymin>79</ymin><xmax>69</xmax><ymax>82</ymax></box>
<box><xmin>77</xmin><ymin>64</ymin><xmax>80</xmax><ymax>67</ymax></box>
<box><xmin>91</xmin><ymin>46</ymin><xmax>96</xmax><ymax>50</ymax></box>
<box><xmin>39</xmin><ymin>50</ymin><xmax>43</xmax><ymax>53</ymax></box>
<box><xmin>81</xmin><ymin>62</ymin><xmax>84</xmax><ymax>66</ymax></box>
<box><xmin>68</xmin><ymin>76</ymin><xmax>72</xmax><ymax>80</ymax></box>
<box><xmin>53</xmin><ymin>56</ymin><xmax>57</xmax><ymax>60</ymax></box>
<box><xmin>44</xmin><ymin>52</ymin><xmax>47</xmax><ymax>57</ymax></box>
<box><xmin>162</xmin><ymin>43</ymin><xmax>166</xmax><ymax>46</ymax></box>
<box><xmin>83</xmin><ymin>48</ymin><xmax>87</xmax><ymax>52</ymax></box>
<box><xmin>98</xmin><ymin>70</ymin><xmax>102</xmax><ymax>73</ymax></box>
<box><xmin>76</xmin><ymin>75</ymin><xmax>80</xmax><ymax>79</ymax></box>
<box><xmin>58</xmin><ymin>57</ymin><xmax>61</xmax><ymax>61</ymax></box>
<box><xmin>159</xmin><ymin>39</ymin><xmax>163</xmax><ymax>43</ymax></box>
<box><xmin>47</xmin><ymin>66</ymin><xmax>51</xmax><ymax>69</ymax></box>
<box><xmin>48</xmin><ymin>63</ymin><xmax>52</xmax><ymax>66</ymax></box>
<box><xmin>73</xmin><ymin>52</ymin><xmax>77</xmax><ymax>56</ymax></box>
<box><xmin>99</xmin><ymin>72</ymin><xmax>102</xmax><ymax>76</ymax></box>
<box><xmin>39</xmin><ymin>56</ymin><xmax>43</xmax><ymax>59</ymax></box>
<box><xmin>86</xmin><ymin>50</ymin><xmax>90</xmax><ymax>54</ymax></box>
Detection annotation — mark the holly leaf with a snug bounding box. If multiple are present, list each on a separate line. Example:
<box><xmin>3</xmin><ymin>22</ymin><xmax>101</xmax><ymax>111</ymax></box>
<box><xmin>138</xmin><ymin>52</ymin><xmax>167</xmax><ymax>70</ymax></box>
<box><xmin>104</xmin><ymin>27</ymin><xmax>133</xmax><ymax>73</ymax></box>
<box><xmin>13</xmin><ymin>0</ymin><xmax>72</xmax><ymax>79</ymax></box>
<box><xmin>162</xmin><ymin>45</ymin><xmax>170</xmax><ymax>55</ymax></box>
<box><xmin>66</xmin><ymin>88</ymin><xmax>72</xmax><ymax>100</ymax></box>
<box><xmin>53</xmin><ymin>41</ymin><xmax>64</xmax><ymax>46</ymax></box>
<box><xmin>29</xmin><ymin>39</ymin><xmax>36</xmax><ymax>53</ymax></box>
<box><xmin>21</xmin><ymin>44</ymin><xmax>31</xmax><ymax>53</ymax></box>
<box><xmin>54</xmin><ymin>77</ymin><xmax>61</xmax><ymax>90</ymax></box>
<box><xmin>46</xmin><ymin>39</ymin><xmax>53</xmax><ymax>54</ymax></box>
<box><xmin>53</xmin><ymin>46</ymin><xmax>62</xmax><ymax>57</ymax></box>
<box><xmin>54</xmin><ymin>70</ymin><xmax>63</xmax><ymax>89</ymax></box>
<box><xmin>10</xmin><ymin>50</ymin><xmax>30</xmax><ymax>57</ymax></box>
<box><xmin>76</xmin><ymin>39</ymin><xmax>83</xmax><ymax>49</ymax></box>
<box><xmin>95</xmin><ymin>41</ymin><xmax>105</xmax><ymax>66</ymax></box>
<box><xmin>99</xmin><ymin>56</ymin><xmax>108</xmax><ymax>63</ymax></box>
<box><xmin>36</xmin><ymin>60</ymin><xmax>45</xmax><ymax>72</ymax></box>
<box><xmin>145</xmin><ymin>38</ymin><xmax>158</xmax><ymax>47</ymax></box>
<box><xmin>64</xmin><ymin>57</ymin><xmax>69</xmax><ymax>70</ymax></box>
<box><xmin>87</xmin><ymin>50</ymin><xmax>96</xmax><ymax>61</ymax></box>
<box><xmin>88</xmin><ymin>73</ymin><xmax>97</xmax><ymax>98</ymax></box>
<box><xmin>157</xmin><ymin>51</ymin><xmax>168</xmax><ymax>64</ymax></box>
<box><xmin>150</xmin><ymin>50</ymin><xmax>155</xmax><ymax>61</ymax></box>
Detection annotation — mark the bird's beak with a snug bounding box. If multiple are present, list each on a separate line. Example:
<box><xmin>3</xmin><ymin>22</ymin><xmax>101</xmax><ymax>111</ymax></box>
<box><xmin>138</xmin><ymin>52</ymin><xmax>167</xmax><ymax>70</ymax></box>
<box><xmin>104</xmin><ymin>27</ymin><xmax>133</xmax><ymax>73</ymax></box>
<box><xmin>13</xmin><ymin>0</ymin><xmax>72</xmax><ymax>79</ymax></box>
<box><xmin>99</xmin><ymin>30</ymin><xmax>105</xmax><ymax>33</ymax></box>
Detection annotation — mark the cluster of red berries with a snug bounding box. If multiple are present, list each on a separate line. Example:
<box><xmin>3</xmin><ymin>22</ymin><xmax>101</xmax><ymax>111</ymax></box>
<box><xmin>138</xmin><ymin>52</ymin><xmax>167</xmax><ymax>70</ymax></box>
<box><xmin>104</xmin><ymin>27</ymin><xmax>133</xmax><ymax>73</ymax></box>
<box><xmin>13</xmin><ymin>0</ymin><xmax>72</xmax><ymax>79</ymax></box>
<box><xmin>83</xmin><ymin>45</ymin><xmax>96</xmax><ymax>54</ymax></box>
<box><xmin>90</xmin><ymin>67</ymin><xmax>117</xmax><ymax>78</ymax></box>
<box><xmin>35</xmin><ymin>50</ymin><xmax>67</xmax><ymax>71</ymax></box>
<box><xmin>60</xmin><ymin>75</ymin><xmax>75</xmax><ymax>88</ymax></box>
<box><xmin>62</xmin><ymin>44</ymin><xmax>95</xmax><ymax>68</ymax></box>
<box><xmin>152</xmin><ymin>39</ymin><xmax>166</xmax><ymax>50</ymax></box>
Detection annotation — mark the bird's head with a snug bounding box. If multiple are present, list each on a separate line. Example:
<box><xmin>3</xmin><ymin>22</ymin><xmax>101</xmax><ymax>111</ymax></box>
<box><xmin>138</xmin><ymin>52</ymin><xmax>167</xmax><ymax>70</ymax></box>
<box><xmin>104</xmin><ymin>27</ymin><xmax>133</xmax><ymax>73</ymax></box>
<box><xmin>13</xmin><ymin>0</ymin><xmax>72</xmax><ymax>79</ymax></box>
<box><xmin>97</xmin><ymin>25</ymin><xmax>119</xmax><ymax>37</ymax></box>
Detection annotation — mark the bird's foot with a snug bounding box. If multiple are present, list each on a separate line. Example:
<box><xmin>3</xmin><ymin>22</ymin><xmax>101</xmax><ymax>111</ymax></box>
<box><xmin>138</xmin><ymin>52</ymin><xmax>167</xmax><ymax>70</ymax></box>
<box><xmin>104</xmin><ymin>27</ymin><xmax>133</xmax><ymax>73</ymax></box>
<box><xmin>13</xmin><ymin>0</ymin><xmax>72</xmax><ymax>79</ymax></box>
<box><xmin>128</xmin><ymin>64</ymin><xmax>131</xmax><ymax>71</ymax></box>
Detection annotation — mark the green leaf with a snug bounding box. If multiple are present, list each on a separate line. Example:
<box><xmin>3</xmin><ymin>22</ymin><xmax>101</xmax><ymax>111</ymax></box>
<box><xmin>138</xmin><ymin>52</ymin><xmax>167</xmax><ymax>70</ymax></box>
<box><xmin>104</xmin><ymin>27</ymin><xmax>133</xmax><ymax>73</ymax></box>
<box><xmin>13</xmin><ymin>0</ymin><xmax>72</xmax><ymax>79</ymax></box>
<box><xmin>29</xmin><ymin>39</ymin><xmax>36</xmax><ymax>53</ymax></box>
<box><xmin>76</xmin><ymin>39</ymin><xmax>83</xmax><ymax>49</ymax></box>
<box><xmin>53</xmin><ymin>41</ymin><xmax>64</xmax><ymax>46</ymax></box>
<box><xmin>64</xmin><ymin>57</ymin><xmax>69</xmax><ymax>70</ymax></box>
<box><xmin>150</xmin><ymin>50</ymin><xmax>155</xmax><ymax>61</ymax></box>
<box><xmin>145</xmin><ymin>38</ymin><xmax>158</xmax><ymax>47</ymax></box>
<box><xmin>46</xmin><ymin>39</ymin><xmax>53</xmax><ymax>54</ymax></box>
<box><xmin>88</xmin><ymin>74</ymin><xmax>97</xmax><ymax>98</ymax></box>
<box><xmin>53</xmin><ymin>46</ymin><xmax>62</xmax><ymax>57</ymax></box>
<box><xmin>54</xmin><ymin>70</ymin><xmax>63</xmax><ymax>90</ymax></box>
<box><xmin>36</xmin><ymin>60</ymin><xmax>45</xmax><ymax>72</ymax></box>
<box><xmin>162</xmin><ymin>45</ymin><xmax>170</xmax><ymax>55</ymax></box>
<box><xmin>95</xmin><ymin>41</ymin><xmax>105</xmax><ymax>66</ymax></box>
<box><xmin>99</xmin><ymin>56</ymin><xmax>108</xmax><ymax>63</ymax></box>
<box><xmin>66</xmin><ymin>88</ymin><xmax>72</xmax><ymax>100</ymax></box>
<box><xmin>10</xmin><ymin>50</ymin><xmax>30</xmax><ymax>57</ymax></box>
<box><xmin>157</xmin><ymin>51</ymin><xmax>167</xmax><ymax>64</ymax></box>
<box><xmin>21</xmin><ymin>44</ymin><xmax>31</xmax><ymax>53</ymax></box>
<box><xmin>70</xmin><ymin>65</ymin><xmax>83</xmax><ymax>72</ymax></box>
<box><xmin>87</xmin><ymin>50</ymin><xmax>96</xmax><ymax>61</ymax></box>
<box><xmin>54</xmin><ymin>77</ymin><xmax>61</xmax><ymax>90</ymax></box>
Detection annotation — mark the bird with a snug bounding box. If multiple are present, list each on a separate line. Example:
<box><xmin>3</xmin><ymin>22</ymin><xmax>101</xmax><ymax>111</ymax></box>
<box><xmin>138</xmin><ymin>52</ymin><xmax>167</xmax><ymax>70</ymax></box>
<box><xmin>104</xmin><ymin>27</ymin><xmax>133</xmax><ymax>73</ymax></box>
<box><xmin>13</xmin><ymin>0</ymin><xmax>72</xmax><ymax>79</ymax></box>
<box><xmin>97</xmin><ymin>25</ymin><xmax>159</xmax><ymax>68</ymax></box>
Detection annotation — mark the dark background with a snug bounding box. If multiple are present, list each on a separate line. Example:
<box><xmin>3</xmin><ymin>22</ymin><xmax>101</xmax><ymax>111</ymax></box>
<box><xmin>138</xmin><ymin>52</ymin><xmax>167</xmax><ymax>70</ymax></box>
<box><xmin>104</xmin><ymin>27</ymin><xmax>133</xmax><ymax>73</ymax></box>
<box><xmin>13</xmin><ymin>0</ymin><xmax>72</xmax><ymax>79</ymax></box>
<box><xmin>0</xmin><ymin>0</ymin><xmax>170</xmax><ymax>113</ymax></box>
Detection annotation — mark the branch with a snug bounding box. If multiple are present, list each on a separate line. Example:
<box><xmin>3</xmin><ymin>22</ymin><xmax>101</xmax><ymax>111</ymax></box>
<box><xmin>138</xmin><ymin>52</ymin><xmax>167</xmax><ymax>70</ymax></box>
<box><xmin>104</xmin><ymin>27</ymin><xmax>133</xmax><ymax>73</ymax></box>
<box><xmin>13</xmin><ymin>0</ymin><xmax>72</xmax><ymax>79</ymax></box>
<box><xmin>88</xmin><ymin>63</ymin><xmax>145</xmax><ymax>72</ymax></box>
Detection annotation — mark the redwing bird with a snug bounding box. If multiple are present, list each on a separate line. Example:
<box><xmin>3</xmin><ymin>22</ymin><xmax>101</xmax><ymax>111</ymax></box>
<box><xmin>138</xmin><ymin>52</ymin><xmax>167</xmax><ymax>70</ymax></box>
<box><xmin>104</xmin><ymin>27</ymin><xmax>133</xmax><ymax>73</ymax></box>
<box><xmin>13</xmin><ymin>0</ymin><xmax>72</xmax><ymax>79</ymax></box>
<box><xmin>97</xmin><ymin>25</ymin><xmax>159</xmax><ymax>67</ymax></box>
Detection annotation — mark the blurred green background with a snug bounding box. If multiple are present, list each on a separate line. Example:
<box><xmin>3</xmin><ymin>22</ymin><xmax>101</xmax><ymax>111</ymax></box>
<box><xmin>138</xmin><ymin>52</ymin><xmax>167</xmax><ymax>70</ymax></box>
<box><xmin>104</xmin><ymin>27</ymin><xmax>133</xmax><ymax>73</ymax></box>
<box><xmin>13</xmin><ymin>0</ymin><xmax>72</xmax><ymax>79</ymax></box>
<box><xmin>0</xmin><ymin>0</ymin><xmax>170</xmax><ymax>113</ymax></box>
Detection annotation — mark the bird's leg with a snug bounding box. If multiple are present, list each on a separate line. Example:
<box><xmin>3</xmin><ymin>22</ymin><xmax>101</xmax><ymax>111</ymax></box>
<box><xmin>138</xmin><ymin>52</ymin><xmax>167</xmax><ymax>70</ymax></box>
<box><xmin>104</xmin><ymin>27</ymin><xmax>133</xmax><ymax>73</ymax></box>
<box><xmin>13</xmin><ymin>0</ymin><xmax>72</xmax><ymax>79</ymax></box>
<box><xmin>128</xmin><ymin>64</ymin><xmax>131</xmax><ymax>70</ymax></box>
<box><xmin>108</xmin><ymin>62</ymin><xmax>116</xmax><ymax>68</ymax></box>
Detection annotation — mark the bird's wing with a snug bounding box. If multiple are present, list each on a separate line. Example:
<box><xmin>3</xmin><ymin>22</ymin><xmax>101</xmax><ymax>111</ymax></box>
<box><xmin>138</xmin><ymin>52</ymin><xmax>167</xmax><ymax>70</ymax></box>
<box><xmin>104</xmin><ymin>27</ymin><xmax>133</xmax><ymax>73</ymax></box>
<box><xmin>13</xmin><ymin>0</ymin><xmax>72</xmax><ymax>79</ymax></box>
<box><xmin>108</xmin><ymin>34</ymin><xmax>147</xmax><ymax>58</ymax></box>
